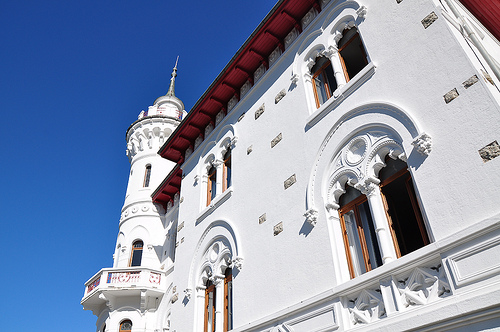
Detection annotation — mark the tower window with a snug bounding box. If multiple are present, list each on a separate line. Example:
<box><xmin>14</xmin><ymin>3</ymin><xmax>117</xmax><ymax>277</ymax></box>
<box><xmin>339</xmin><ymin>186</ymin><xmax>383</xmax><ymax>278</ymax></box>
<box><xmin>207</xmin><ymin>166</ymin><xmax>217</xmax><ymax>206</ymax></box>
<box><xmin>311</xmin><ymin>56</ymin><xmax>337</xmax><ymax>108</ymax></box>
<box><xmin>223</xmin><ymin>149</ymin><xmax>232</xmax><ymax>192</ymax></box>
<box><xmin>204</xmin><ymin>279</ymin><xmax>216</xmax><ymax>332</ymax></box>
<box><xmin>143</xmin><ymin>164</ymin><xmax>152</xmax><ymax>187</ymax></box>
<box><xmin>120</xmin><ymin>320</ymin><xmax>132</xmax><ymax>332</ymax></box>
<box><xmin>129</xmin><ymin>240</ymin><xmax>143</xmax><ymax>267</ymax></box>
<box><xmin>224</xmin><ymin>268</ymin><xmax>233</xmax><ymax>332</ymax></box>
<box><xmin>338</xmin><ymin>27</ymin><xmax>368</xmax><ymax>82</ymax></box>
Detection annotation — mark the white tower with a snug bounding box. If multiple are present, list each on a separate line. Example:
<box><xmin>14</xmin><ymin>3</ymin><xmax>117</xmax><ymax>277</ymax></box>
<box><xmin>81</xmin><ymin>63</ymin><xmax>186</xmax><ymax>332</ymax></box>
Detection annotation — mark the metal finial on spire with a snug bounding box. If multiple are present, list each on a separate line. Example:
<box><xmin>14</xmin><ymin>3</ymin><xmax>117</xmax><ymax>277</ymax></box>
<box><xmin>166</xmin><ymin>56</ymin><xmax>179</xmax><ymax>97</ymax></box>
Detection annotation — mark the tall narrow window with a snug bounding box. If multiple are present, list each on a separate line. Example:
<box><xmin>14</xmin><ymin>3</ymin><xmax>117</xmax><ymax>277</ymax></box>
<box><xmin>338</xmin><ymin>27</ymin><xmax>368</xmax><ymax>82</ymax></box>
<box><xmin>379</xmin><ymin>157</ymin><xmax>429</xmax><ymax>257</ymax></box>
<box><xmin>339</xmin><ymin>186</ymin><xmax>383</xmax><ymax>278</ymax></box>
<box><xmin>129</xmin><ymin>240</ymin><xmax>143</xmax><ymax>267</ymax></box>
<box><xmin>120</xmin><ymin>320</ymin><xmax>132</xmax><ymax>332</ymax></box>
<box><xmin>207</xmin><ymin>166</ymin><xmax>217</xmax><ymax>206</ymax></box>
<box><xmin>311</xmin><ymin>56</ymin><xmax>337</xmax><ymax>108</ymax></box>
<box><xmin>143</xmin><ymin>164</ymin><xmax>152</xmax><ymax>187</ymax></box>
<box><xmin>224</xmin><ymin>268</ymin><xmax>233</xmax><ymax>332</ymax></box>
<box><xmin>204</xmin><ymin>279</ymin><xmax>216</xmax><ymax>332</ymax></box>
<box><xmin>223</xmin><ymin>149</ymin><xmax>232</xmax><ymax>192</ymax></box>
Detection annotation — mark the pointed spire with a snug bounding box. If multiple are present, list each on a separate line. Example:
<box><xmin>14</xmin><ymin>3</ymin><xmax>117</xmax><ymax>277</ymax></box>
<box><xmin>166</xmin><ymin>56</ymin><xmax>179</xmax><ymax>97</ymax></box>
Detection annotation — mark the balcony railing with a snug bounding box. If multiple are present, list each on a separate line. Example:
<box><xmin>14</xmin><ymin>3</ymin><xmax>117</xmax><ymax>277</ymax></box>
<box><xmin>83</xmin><ymin>267</ymin><xmax>165</xmax><ymax>298</ymax></box>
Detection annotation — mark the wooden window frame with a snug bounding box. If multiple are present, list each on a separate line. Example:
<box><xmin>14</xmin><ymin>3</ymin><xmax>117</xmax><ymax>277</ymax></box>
<box><xmin>312</xmin><ymin>60</ymin><xmax>335</xmax><ymax>109</ymax></box>
<box><xmin>379</xmin><ymin>168</ymin><xmax>430</xmax><ymax>258</ymax></box>
<box><xmin>223</xmin><ymin>149</ymin><xmax>231</xmax><ymax>192</ymax></box>
<box><xmin>129</xmin><ymin>240</ymin><xmax>144</xmax><ymax>267</ymax></box>
<box><xmin>224</xmin><ymin>269</ymin><xmax>233</xmax><ymax>332</ymax></box>
<box><xmin>143</xmin><ymin>164</ymin><xmax>152</xmax><ymax>187</ymax></box>
<box><xmin>338</xmin><ymin>194</ymin><xmax>377</xmax><ymax>279</ymax></box>
<box><xmin>204</xmin><ymin>282</ymin><xmax>216</xmax><ymax>332</ymax></box>
<box><xmin>338</xmin><ymin>30</ymin><xmax>368</xmax><ymax>82</ymax></box>
<box><xmin>207</xmin><ymin>166</ymin><xmax>217</xmax><ymax>206</ymax></box>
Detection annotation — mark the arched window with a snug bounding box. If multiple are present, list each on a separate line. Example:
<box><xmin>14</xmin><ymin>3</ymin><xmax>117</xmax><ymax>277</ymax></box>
<box><xmin>224</xmin><ymin>268</ymin><xmax>233</xmax><ymax>332</ymax></box>
<box><xmin>379</xmin><ymin>157</ymin><xmax>429</xmax><ymax>257</ymax></box>
<box><xmin>129</xmin><ymin>240</ymin><xmax>143</xmax><ymax>267</ymax></box>
<box><xmin>339</xmin><ymin>186</ymin><xmax>383</xmax><ymax>278</ymax></box>
<box><xmin>120</xmin><ymin>320</ymin><xmax>132</xmax><ymax>332</ymax></box>
<box><xmin>204</xmin><ymin>279</ymin><xmax>216</xmax><ymax>332</ymax></box>
<box><xmin>143</xmin><ymin>164</ymin><xmax>152</xmax><ymax>187</ymax></box>
<box><xmin>223</xmin><ymin>149</ymin><xmax>232</xmax><ymax>192</ymax></box>
<box><xmin>207</xmin><ymin>166</ymin><xmax>217</xmax><ymax>206</ymax></box>
<box><xmin>311</xmin><ymin>56</ymin><xmax>337</xmax><ymax>108</ymax></box>
<box><xmin>338</xmin><ymin>27</ymin><xmax>368</xmax><ymax>82</ymax></box>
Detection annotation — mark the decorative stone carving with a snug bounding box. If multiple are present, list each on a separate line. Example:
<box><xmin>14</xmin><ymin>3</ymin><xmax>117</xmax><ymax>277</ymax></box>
<box><xmin>422</xmin><ymin>12</ymin><xmax>438</xmax><ymax>29</ymax></box>
<box><xmin>177</xmin><ymin>221</ymin><xmax>184</xmax><ymax>233</ymax></box>
<box><xmin>274</xmin><ymin>222</ymin><xmax>284</xmax><ymax>236</ymax></box>
<box><xmin>271</xmin><ymin>133</ymin><xmax>283</xmax><ymax>148</ymax></box>
<box><xmin>254</xmin><ymin>63</ymin><xmax>266</xmax><ymax>82</ymax></box>
<box><xmin>463</xmin><ymin>75</ymin><xmax>479</xmax><ymax>89</ymax></box>
<box><xmin>411</xmin><ymin>132</ymin><xmax>432</xmax><ymax>156</ymax></box>
<box><xmin>285</xmin><ymin>28</ymin><xmax>299</xmax><ymax>49</ymax></box>
<box><xmin>205</xmin><ymin>122</ymin><xmax>214</xmax><ymax>137</ymax></box>
<box><xmin>304</xmin><ymin>208</ymin><xmax>319</xmax><ymax>226</ymax></box>
<box><xmin>397</xmin><ymin>264</ymin><xmax>451</xmax><ymax>308</ymax></box>
<box><xmin>357</xmin><ymin>5</ymin><xmax>367</xmax><ymax>18</ymax></box>
<box><xmin>185</xmin><ymin>146</ymin><xmax>193</xmax><ymax>159</ymax></box>
<box><xmin>184</xmin><ymin>288</ymin><xmax>192</xmax><ymax>300</ymax></box>
<box><xmin>228</xmin><ymin>95</ymin><xmax>238</xmax><ymax>111</ymax></box>
<box><xmin>270</xmin><ymin>324</ymin><xmax>294</xmax><ymax>332</ymax></box>
<box><xmin>255</xmin><ymin>104</ymin><xmax>265</xmax><ymax>119</ymax></box>
<box><xmin>444</xmin><ymin>88</ymin><xmax>459</xmax><ymax>103</ymax></box>
<box><xmin>237</xmin><ymin>112</ymin><xmax>245</xmax><ymax>122</ymax></box>
<box><xmin>269</xmin><ymin>46</ymin><xmax>282</xmax><ymax>67</ymax></box>
<box><xmin>326</xmin><ymin>130</ymin><xmax>407</xmax><ymax>206</ymax></box>
<box><xmin>247</xmin><ymin>145</ymin><xmax>253</xmax><ymax>155</ymax></box>
<box><xmin>275</xmin><ymin>89</ymin><xmax>286</xmax><ymax>104</ymax></box>
<box><xmin>232</xmin><ymin>256</ymin><xmax>244</xmax><ymax>270</ymax></box>
<box><xmin>173</xmin><ymin>192</ymin><xmax>180</xmax><ymax>204</ymax></box>
<box><xmin>301</xmin><ymin>7</ymin><xmax>317</xmax><ymax>29</ymax></box>
<box><xmin>229</xmin><ymin>136</ymin><xmax>238</xmax><ymax>149</ymax></box>
<box><xmin>284</xmin><ymin>174</ymin><xmax>296</xmax><ymax>189</ymax></box>
<box><xmin>194</xmin><ymin>135</ymin><xmax>203</xmax><ymax>149</ymax></box>
<box><xmin>479</xmin><ymin>140</ymin><xmax>500</xmax><ymax>162</ymax></box>
<box><xmin>291</xmin><ymin>73</ymin><xmax>299</xmax><ymax>84</ymax></box>
<box><xmin>259</xmin><ymin>213</ymin><xmax>266</xmax><ymax>224</ymax></box>
<box><xmin>171</xmin><ymin>293</ymin><xmax>179</xmax><ymax>303</ymax></box>
<box><xmin>215</xmin><ymin>110</ymin><xmax>225</xmax><ymax>126</ymax></box>
<box><xmin>241</xmin><ymin>80</ymin><xmax>252</xmax><ymax>97</ymax></box>
<box><xmin>194</xmin><ymin>174</ymin><xmax>199</xmax><ymax>186</ymax></box>
<box><xmin>347</xmin><ymin>289</ymin><xmax>386</xmax><ymax>325</ymax></box>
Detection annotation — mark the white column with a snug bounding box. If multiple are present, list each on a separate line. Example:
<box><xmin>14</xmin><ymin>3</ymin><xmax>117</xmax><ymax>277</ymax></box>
<box><xmin>325</xmin><ymin>46</ymin><xmax>347</xmax><ymax>92</ymax></box>
<box><xmin>214</xmin><ymin>275</ymin><xmax>225</xmax><ymax>332</ymax></box>
<box><xmin>214</xmin><ymin>159</ymin><xmax>224</xmax><ymax>196</ymax></box>
<box><xmin>365</xmin><ymin>186</ymin><xmax>397</xmax><ymax>263</ymax></box>
<box><xmin>195</xmin><ymin>286</ymin><xmax>206</xmax><ymax>332</ymax></box>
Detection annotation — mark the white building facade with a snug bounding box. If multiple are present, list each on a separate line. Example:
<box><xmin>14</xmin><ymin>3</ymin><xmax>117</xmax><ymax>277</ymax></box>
<box><xmin>82</xmin><ymin>0</ymin><xmax>500</xmax><ymax>331</ymax></box>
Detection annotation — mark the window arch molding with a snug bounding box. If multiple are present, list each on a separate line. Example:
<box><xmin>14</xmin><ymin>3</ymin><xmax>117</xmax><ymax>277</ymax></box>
<box><xmin>305</xmin><ymin>102</ymin><xmax>425</xmax><ymax>226</ymax></box>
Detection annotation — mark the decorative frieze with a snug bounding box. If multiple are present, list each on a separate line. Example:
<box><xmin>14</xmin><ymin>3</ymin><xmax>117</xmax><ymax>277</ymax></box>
<box><xmin>254</xmin><ymin>63</ymin><xmax>266</xmax><ymax>83</ymax></box>
<box><xmin>205</xmin><ymin>122</ymin><xmax>214</xmax><ymax>137</ymax></box>
<box><xmin>255</xmin><ymin>104</ymin><xmax>265</xmax><ymax>119</ymax></box>
<box><xmin>215</xmin><ymin>110</ymin><xmax>225</xmax><ymax>126</ymax></box>
<box><xmin>274</xmin><ymin>222</ymin><xmax>284</xmax><ymax>236</ymax></box>
<box><xmin>463</xmin><ymin>75</ymin><xmax>479</xmax><ymax>89</ymax></box>
<box><xmin>444</xmin><ymin>88</ymin><xmax>459</xmax><ymax>103</ymax></box>
<box><xmin>285</xmin><ymin>28</ymin><xmax>299</xmax><ymax>49</ymax></box>
<box><xmin>422</xmin><ymin>12</ymin><xmax>438</xmax><ymax>29</ymax></box>
<box><xmin>271</xmin><ymin>133</ymin><xmax>283</xmax><ymax>148</ymax></box>
<box><xmin>347</xmin><ymin>289</ymin><xmax>386</xmax><ymax>325</ymax></box>
<box><xmin>194</xmin><ymin>135</ymin><xmax>203</xmax><ymax>149</ymax></box>
<box><xmin>269</xmin><ymin>46</ymin><xmax>282</xmax><ymax>67</ymax></box>
<box><xmin>275</xmin><ymin>89</ymin><xmax>286</xmax><ymax>104</ymax></box>
<box><xmin>241</xmin><ymin>80</ymin><xmax>252</xmax><ymax>97</ymax></box>
<box><xmin>284</xmin><ymin>174</ymin><xmax>297</xmax><ymax>190</ymax></box>
<box><xmin>478</xmin><ymin>140</ymin><xmax>500</xmax><ymax>162</ymax></box>
<box><xmin>301</xmin><ymin>7</ymin><xmax>317</xmax><ymax>29</ymax></box>
<box><xmin>228</xmin><ymin>95</ymin><xmax>238</xmax><ymax>111</ymax></box>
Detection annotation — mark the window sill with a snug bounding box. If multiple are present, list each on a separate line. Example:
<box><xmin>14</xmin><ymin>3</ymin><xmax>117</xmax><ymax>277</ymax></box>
<box><xmin>196</xmin><ymin>187</ymin><xmax>233</xmax><ymax>224</ymax></box>
<box><xmin>306</xmin><ymin>62</ymin><xmax>376</xmax><ymax>128</ymax></box>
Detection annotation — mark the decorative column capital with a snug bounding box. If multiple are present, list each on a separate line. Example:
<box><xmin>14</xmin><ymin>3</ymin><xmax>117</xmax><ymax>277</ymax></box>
<box><xmin>304</xmin><ymin>208</ymin><xmax>319</xmax><ymax>226</ymax></box>
<box><xmin>411</xmin><ymin>132</ymin><xmax>432</xmax><ymax>156</ymax></box>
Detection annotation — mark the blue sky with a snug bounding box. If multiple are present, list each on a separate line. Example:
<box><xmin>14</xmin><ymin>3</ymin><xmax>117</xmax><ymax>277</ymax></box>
<box><xmin>0</xmin><ymin>1</ymin><xmax>274</xmax><ymax>330</ymax></box>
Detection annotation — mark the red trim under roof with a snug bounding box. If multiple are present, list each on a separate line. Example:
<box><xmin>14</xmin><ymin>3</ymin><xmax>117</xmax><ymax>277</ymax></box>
<box><xmin>458</xmin><ymin>0</ymin><xmax>500</xmax><ymax>41</ymax></box>
<box><xmin>152</xmin><ymin>164</ymin><xmax>183</xmax><ymax>209</ymax></box>
<box><xmin>158</xmin><ymin>0</ymin><xmax>322</xmax><ymax>164</ymax></box>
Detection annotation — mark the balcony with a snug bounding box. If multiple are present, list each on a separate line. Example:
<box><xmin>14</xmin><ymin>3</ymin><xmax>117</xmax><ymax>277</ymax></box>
<box><xmin>81</xmin><ymin>267</ymin><xmax>167</xmax><ymax>316</ymax></box>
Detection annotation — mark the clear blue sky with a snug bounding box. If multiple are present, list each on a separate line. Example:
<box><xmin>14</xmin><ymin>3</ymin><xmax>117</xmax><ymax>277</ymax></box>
<box><xmin>0</xmin><ymin>1</ymin><xmax>274</xmax><ymax>330</ymax></box>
